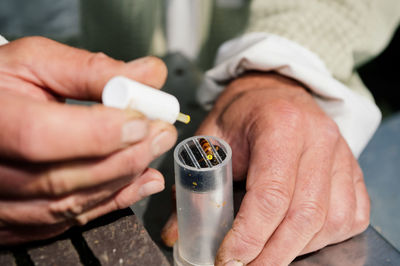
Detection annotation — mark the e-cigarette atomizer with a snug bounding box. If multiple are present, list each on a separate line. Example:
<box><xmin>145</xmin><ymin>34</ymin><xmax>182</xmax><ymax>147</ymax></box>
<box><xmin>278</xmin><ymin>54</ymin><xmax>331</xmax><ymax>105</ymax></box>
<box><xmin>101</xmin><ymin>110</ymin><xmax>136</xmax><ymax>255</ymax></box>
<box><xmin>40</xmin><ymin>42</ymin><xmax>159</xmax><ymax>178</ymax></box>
<box><xmin>173</xmin><ymin>136</ymin><xmax>234</xmax><ymax>266</ymax></box>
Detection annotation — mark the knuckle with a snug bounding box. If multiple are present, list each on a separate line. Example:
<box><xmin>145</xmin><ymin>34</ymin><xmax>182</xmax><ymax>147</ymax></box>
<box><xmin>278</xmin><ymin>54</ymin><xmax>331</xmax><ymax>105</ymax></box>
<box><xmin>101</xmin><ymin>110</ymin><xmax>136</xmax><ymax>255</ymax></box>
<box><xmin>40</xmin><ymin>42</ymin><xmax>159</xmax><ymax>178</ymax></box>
<box><xmin>113</xmin><ymin>196</ymin><xmax>132</xmax><ymax>210</ymax></box>
<box><xmin>353</xmin><ymin>164</ymin><xmax>364</xmax><ymax>181</ymax></box>
<box><xmin>86</xmin><ymin>52</ymin><xmax>114</xmax><ymax>68</ymax></box>
<box><xmin>354</xmin><ymin>203</ymin><xmax>370</xmax><ymax>233</ymax></box>
<box><xmin>49</xmin><ymin>197</ymin><xmax>83</xmax><ymax>220</ymax></box>
<box><xmin>253</xmin><ymin>183</ymin><xmax>291</xmax><ymax>218</ymax></box>
<box><xmin>13</xmin><ymin>36</ymin><xmax>49</xmax><ymax>49</ymax></box>
<box><xmin>327</xmin><ymin>176</ymin><xmax>356</xmax><ymax>234</ymax></box>
<box><xmin>231</xmin><ymin>221</ymin><xmax>266</xmax><ymax>250</ymax></box>
<box><xmin>270</xmin><ymin>99</ymin><xmax>303</xmax><ymax>130</ymax></box>
<box><xmin>75</xmin><ymin>215</ymin><xmax>89</xmax><ymax>226</ymax></box>
<box><xmin>84</xmin><ymin>52</ymin><xmax>122</xmax><ymax>77</ymax></box>
<box><xmin>17</xmin><ymin>115</ymin><xmax>44</xmax><ymax>161</ymax></box>
<box><xmin>19</xmin><ymin>36</ymin><xmax>49</xmax><ymax>45</ymax></box>
<box><xmin>42</xmin><ymin>170</ymin><xmax>69</xmax><ymax>196</ymax></box>
<box><xmin>287</xmin><ymin>201</ymin><xmax>326</xmax><ymax>236</ymax></box>
<box><xmin>319</xmin><ymin>118</ymin><xmax>341</xmax><ymax>142</ymax></box>
<box><xmin>327</xmin><ymin>208</ymin><xmax>353</xmax><ymax>235</ymax></box>
<box><xmin>353</xmin><ymin>177</ymin><xmax>370</xmax><ymax>234</ymax></box>
<box><xmin>10</xmin><ymin>36</ymin><xmax>52</xmax><ymax>62</ymax></box>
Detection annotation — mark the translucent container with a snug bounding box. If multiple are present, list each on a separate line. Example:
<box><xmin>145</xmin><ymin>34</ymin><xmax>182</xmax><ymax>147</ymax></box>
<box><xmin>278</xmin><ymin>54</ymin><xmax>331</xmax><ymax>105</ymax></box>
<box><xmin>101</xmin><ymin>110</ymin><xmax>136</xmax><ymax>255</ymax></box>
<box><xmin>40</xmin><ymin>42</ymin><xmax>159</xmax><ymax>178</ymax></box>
<box><xmin>173</xmin><ymin>136</ymin><xmax>233</xmax><ymax>266</ymax></box>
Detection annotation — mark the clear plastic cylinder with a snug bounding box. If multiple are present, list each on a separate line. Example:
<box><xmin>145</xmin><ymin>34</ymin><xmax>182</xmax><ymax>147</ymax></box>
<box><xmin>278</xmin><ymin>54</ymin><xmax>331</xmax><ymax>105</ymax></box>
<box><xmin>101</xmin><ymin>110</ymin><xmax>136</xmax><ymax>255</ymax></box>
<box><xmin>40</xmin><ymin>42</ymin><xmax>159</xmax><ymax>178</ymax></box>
<box><xmin>173</xmin><ymin>136</ymin><xmax>233</xmax><ymax>266</ymax></box>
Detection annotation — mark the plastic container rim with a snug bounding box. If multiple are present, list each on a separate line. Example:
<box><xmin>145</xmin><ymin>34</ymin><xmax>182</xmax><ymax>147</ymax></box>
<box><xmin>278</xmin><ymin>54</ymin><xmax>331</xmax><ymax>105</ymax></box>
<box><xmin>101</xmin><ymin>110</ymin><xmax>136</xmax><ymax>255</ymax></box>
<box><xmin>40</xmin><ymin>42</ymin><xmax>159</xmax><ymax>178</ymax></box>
<box><xmin>173</xmin><ymin>135</ymin><xmax>232</xmax><ymax>172</ymax></box>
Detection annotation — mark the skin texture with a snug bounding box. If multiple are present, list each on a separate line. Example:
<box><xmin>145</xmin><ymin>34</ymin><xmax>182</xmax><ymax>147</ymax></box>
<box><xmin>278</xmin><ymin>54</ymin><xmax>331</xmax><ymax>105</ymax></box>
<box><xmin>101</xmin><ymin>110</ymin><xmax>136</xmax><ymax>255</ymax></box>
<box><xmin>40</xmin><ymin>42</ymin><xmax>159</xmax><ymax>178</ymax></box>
<box><xmin>0</xmin><ymin>37</ymin><xmax>177</xmax><ymax>245</ymax></box>
<box><xmin>161</xmin><ymin>73</ymin><xmax>370</xmax><ymax>265</ymax></box>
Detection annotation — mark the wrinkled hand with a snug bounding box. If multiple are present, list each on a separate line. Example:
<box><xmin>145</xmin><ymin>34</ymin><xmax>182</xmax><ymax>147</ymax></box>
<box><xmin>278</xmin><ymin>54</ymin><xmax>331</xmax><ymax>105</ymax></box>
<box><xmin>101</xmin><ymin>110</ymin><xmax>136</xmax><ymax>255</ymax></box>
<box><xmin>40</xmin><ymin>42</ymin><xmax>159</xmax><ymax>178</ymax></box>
<box><xmin>162</xmin><ymin>73</ymin><xmax>369</xmax><ymax>265</ymax></box>
<box><xmin>0</xmin><ymin>37</ymin><xmax>177</xmax><ymax>245</ymax></box>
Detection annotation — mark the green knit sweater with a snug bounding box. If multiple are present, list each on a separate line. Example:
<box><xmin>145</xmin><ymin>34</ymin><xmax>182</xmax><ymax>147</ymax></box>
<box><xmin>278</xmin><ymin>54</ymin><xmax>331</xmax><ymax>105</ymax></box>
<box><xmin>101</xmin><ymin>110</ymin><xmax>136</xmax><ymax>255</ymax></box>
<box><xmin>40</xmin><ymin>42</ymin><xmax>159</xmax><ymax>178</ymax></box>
<box><xmin>80</xmin><ymin>0</ymin><xmax>400</xmax><ymax>98</ymax></box>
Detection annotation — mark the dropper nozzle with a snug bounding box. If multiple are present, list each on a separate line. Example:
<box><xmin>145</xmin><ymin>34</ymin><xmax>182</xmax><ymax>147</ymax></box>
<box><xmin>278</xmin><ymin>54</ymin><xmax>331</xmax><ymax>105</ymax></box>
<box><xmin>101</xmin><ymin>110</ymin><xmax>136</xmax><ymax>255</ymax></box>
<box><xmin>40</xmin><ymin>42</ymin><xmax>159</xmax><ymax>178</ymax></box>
<box><xmin>177</xmin><ymin>113</ymin><xmax>191</xmax><ymax>124</ymax></box>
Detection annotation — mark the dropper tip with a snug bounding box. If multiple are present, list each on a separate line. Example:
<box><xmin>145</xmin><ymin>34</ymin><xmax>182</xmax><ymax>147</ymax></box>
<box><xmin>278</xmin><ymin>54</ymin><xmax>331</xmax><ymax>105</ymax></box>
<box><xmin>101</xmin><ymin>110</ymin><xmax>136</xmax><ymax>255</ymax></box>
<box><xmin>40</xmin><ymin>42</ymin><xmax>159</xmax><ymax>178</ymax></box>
<box><xmin>177</xmin><ymin>113</ymin><xmax>191</xmax><ymax>124</ymax></box>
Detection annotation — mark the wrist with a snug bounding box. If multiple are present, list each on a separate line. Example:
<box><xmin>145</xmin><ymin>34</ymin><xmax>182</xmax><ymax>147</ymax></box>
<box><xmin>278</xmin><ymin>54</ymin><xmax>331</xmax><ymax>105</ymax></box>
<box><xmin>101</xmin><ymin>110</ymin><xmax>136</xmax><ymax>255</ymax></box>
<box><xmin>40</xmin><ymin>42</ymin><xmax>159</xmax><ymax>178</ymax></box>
<box><xmin>231</xmin><ymin>72</ymin><xmax>304</xmax><ymax>91</ymax></box>
<box><xmin>213</xmin><ymin>72</ymin><xmax>309</xmax><ymax>112</ymax></box>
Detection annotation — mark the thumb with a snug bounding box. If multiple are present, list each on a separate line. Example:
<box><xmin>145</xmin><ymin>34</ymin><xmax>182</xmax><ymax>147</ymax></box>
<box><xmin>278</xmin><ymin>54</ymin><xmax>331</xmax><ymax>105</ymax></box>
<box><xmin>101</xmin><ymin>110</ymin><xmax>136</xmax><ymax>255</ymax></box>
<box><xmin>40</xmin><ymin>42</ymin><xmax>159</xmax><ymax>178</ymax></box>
<box><xmin>161</xmin><ymin>184</ymin><xmax>178</xmax><ymax>247</ymax></box>
<box><xmin>161</xmin><ymin>212</ymin><xmax>179</xmax><ymax>248</ymax></box>
<box><xmin>1</xmin><ymin>36</ymin><xmax>167</xmax><ymax>101</ymax></box>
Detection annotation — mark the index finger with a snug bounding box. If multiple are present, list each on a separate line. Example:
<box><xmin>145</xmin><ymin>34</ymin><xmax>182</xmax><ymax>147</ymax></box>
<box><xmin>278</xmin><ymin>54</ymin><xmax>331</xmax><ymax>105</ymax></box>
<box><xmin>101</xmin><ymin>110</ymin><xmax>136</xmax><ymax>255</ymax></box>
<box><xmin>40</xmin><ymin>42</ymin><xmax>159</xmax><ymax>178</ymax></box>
<box><xmin>0</xmin><ymin>90</ymin><xmax>148</xmax><ymax>161</ymax></box>
<box><xmin>0</xmin><ymin>36</ymin><xmax>167</xmax><ymax>101</ymax></box>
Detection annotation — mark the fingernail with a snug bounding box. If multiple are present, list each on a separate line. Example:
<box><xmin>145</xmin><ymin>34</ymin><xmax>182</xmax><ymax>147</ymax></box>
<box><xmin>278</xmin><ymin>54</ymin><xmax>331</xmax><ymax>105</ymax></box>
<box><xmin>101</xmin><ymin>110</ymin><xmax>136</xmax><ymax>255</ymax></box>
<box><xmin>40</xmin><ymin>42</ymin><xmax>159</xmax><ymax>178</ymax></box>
<box><xmin>122</xmin><ymin>120</ymin><xmax>148</xmax><ymax>144</ymax></box>
<box><xmin>224</xmin><ymin>260</ymin><xmax>244</xmax><ymax>266</ymax></box>
<box><xmin>139</xmin><ymin>181</ymin><xmax>164</xmax><ymax>198</ymax></box>
<box><xmin>152</xmin><ymin>130</ymin><xmax>176</xmax><ymax>156</ymax></box>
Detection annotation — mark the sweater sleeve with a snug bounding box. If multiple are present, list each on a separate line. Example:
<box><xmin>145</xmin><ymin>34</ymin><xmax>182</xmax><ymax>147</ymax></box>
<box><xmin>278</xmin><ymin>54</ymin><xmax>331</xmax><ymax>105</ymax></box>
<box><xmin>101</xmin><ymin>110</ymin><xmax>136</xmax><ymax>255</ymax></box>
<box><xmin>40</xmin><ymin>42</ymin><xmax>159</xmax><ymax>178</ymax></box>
<box><xmin>246</xmin><ymin>0</ymin><xmax>400</xmax><ymax>87</ymax></box>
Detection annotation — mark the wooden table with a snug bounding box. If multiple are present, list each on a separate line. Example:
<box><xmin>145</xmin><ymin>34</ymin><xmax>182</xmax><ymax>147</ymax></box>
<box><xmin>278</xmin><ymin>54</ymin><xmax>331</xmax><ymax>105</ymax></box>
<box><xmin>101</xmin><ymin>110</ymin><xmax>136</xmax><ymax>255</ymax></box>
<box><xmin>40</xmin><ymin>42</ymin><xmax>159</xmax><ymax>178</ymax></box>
<box><xmin>0</xmin><ymin>209</ymin><xmax>169</xmax><ymax>266</ymax></box>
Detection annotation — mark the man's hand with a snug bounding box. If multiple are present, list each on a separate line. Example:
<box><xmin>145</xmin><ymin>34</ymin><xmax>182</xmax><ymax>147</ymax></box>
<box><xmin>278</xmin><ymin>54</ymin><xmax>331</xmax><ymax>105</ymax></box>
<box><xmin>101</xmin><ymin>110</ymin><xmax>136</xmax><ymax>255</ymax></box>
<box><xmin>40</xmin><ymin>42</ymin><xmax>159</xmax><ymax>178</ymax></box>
<box><xmin>0</xmin><ymin>37</ymin><xmax>177</xmax><ymax>245</ymax></box>
<box><xmin>162</xmin><ymin>72</ymin><xmax>369</xmax><ymax>265</ymax></box>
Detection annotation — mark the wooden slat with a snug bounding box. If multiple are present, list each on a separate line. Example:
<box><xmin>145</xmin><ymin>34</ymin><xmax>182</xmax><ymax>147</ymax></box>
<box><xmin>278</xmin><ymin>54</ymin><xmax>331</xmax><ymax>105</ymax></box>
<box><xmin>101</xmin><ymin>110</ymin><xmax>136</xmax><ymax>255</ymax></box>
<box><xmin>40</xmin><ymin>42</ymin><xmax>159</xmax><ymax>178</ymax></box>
<box><xmin>82</xmin><ymin>209</ymin><xmax>170</xmax><ymax>266</ymax></box>
<box><xmin>0</xmin><ymin>251</ymin><xmax>16</xmax><ymax>266</ymax></box>
<box><xmin>28</xmin><ymin>239</ymin><xmax>82</xmax><ymax>266</ymax></box>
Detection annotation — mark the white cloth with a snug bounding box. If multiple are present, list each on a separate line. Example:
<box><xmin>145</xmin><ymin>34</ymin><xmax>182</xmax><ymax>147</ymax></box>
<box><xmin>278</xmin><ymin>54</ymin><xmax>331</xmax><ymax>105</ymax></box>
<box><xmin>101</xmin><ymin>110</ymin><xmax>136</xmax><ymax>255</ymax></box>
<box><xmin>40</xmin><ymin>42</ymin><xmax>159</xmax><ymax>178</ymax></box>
<box><xmin>197</xmin><ymin>33</ymin><xmax>381</xmax><ymax>158</ymax></box>
<box><xmin>0</xmin><ymin>35</ymin><xmax>8</xmax><ymax>46</ymax></box>
<box><xmin>166</xmin><ymin>0</ymin><xmax>212</xmax><ymax>60</ymax></box>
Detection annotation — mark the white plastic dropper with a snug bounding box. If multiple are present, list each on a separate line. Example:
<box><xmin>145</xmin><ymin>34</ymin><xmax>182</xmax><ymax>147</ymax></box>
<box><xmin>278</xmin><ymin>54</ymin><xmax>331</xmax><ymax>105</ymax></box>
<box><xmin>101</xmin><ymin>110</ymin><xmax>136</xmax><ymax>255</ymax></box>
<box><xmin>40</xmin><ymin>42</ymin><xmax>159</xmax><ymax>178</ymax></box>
<box><xmin>102</xmin><ymin>76</ymin><xmax>190</xmax><ymax>124</ymax></box>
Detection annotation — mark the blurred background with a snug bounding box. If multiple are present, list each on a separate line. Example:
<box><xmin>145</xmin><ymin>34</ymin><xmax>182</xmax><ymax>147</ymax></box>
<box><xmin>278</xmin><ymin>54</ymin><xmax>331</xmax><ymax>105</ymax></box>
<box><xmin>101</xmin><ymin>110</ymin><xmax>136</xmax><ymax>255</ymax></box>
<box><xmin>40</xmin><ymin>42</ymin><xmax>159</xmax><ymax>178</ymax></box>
<box><xmin>0</xmin><ymin>0</ymin><xmax>81</xmax><ymax>46</ymax></box>
<box><xmin>1</xmin><ymin>0</ymin><xmax>399</xmax><ymax>252</ymax></box>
